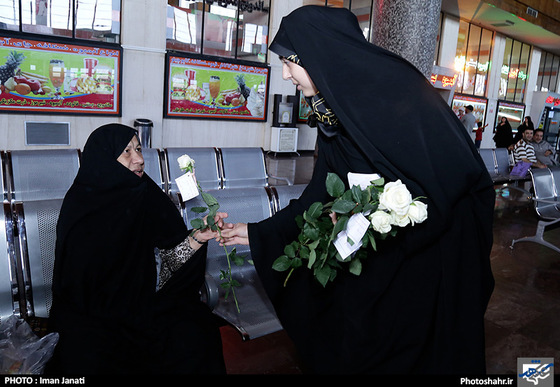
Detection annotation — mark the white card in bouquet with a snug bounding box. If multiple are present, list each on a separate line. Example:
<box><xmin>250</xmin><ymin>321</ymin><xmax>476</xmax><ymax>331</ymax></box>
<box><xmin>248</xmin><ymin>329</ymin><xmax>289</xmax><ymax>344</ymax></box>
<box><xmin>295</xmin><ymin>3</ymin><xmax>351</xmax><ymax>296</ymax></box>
<box><xmin>175</xmin><ymin>172</ymin><xmax>199</xmax><ymax>202</ymax></box>
<box><xmin>333</xmin><ymin>212</ymin><xmax>370</xmax><ymax>260</ymax></box>
<box><xmin>347</xmin><ymin>172</ymin><xmax>381</xmax><ymax>190</ymax></box>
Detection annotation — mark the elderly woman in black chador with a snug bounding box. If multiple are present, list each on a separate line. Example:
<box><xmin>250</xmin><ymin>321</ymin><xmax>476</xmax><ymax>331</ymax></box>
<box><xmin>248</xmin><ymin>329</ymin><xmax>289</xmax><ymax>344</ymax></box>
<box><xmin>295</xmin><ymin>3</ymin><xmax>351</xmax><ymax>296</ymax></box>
<box><xmin>220</xmin><ymin>6</ymin><xmax>495</xmax><ymax>374</ymax></box>
<box><xmin>47</xmin><ymin>124</ymin><xmax>226</xmax><ymax>374</ymax></box>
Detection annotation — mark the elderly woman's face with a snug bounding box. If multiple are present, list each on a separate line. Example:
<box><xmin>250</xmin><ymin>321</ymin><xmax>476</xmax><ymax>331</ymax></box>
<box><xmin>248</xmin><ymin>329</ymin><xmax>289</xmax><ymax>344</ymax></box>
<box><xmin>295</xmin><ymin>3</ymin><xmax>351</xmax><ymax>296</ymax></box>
<box><xmin>281</xmin><ymin>58</ymin><xmax>318</xmax><ymax>97</ymax></box>
<box><xmin>117</xmin><ymin>136</ymin><xmax>144</xmax><ymax>177</ymax></box>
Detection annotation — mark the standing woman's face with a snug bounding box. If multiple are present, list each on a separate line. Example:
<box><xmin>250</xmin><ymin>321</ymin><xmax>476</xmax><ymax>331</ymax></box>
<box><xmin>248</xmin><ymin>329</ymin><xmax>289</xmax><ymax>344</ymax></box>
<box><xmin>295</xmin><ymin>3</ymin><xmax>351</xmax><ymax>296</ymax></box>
<box><xmin>117</xmin><ymin>136</ymin><xmax>144</xmax><ymax>177</ymax></box>
<box><xmin>281</xmin><ymin>58</ymin><xmax>318</xmax><ymax>97</ymax></box>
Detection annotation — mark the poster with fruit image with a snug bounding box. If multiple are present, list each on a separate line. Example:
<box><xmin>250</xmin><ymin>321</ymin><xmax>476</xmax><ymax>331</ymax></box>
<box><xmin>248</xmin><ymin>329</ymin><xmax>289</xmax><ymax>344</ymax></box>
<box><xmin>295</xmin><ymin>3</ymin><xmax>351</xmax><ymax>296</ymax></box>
<box><xmin>165</xmin><ymin>54</ymin><xmax>269</xmax><ymax>121</ymax></box>
<box><xmin>0</xmin><ymin>35</ymin><xmax>121</xmax><ymax>115</ymax></box>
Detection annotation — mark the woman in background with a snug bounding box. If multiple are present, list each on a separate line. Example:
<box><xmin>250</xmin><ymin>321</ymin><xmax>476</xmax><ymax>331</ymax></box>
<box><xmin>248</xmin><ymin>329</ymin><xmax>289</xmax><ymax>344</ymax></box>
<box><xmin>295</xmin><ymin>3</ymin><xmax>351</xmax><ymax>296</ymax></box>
<box><xmin>493</xmin><ymin>116</ymin><xmax>513</xmax><ymax>148</ymax></box>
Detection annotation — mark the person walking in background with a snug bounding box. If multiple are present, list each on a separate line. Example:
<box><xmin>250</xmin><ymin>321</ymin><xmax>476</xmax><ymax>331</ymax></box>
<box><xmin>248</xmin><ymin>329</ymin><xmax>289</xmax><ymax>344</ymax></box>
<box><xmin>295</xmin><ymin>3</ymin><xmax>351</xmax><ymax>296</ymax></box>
<box><xmin>460</xmin><ymin>105</ymin><xmax>477</xmax><ymax>140</ymax></box>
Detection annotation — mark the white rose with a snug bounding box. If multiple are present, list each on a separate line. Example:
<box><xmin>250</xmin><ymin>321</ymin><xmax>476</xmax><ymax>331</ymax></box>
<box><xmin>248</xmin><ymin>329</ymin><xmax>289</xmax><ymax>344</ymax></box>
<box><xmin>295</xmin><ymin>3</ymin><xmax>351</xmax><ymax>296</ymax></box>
<box><xmin>370</xmin><ymin>210</ymin><xmax>393</xmax><ymax>234</ymax></box>
<box><xmin>379</xmin><ymin>180</ymin><xmax>412</xmax><ymax>216</ymax></box>
<box><xmin>407</xmin><ymin>201</ymin><xmax>428</xmax><ymax>225</ymax></box>
<box><xmin>177</xmin><ymin>154</ymin><xmax>195</xmax><ymax>172</ymax></box>
<box><xmin>391</xmin><ymin>212</ymin><xmax>410</xmax><ymax>227</ymax></box>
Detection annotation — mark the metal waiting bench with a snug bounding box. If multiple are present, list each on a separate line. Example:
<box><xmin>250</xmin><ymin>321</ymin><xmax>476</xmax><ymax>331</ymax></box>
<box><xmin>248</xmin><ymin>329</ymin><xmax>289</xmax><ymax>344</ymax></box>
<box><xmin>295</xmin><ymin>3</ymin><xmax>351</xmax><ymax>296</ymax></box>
<box><xmin>5</xmin><ymin>149</ymin><xmax>80</xmax><ymax>202</ymax></box>
<box><xmin>219</xmin><ymin>147</ymin><xmax>292</xmax><ymax>189</ymax></box>
<box><xmin>142</xmin><ymin>148</ymin><xmax>166</xmax><ymax>191</ymax></box>
<box><xmin>13</xmin><ymin>199</ymin><xmax>63</xmax><ymax>318</ymax></box>
<box><xmin>511</xmin><ymin>166</ymin><xmax>560</xmax><ymax>254</ymax></box>
<box><xmin>182</xmin><ymin>186</ymin><xmax>282</xmax><ymax>340</ymax></box>
<box><xmin>1</xmin><ymin>149</ymin><xmax>80</xmax><ymax>320</ymax></box>
<box><xmin>479</xmin><ymin>148</ymin><xmax>530</xmax><ymax>185</ymax></box>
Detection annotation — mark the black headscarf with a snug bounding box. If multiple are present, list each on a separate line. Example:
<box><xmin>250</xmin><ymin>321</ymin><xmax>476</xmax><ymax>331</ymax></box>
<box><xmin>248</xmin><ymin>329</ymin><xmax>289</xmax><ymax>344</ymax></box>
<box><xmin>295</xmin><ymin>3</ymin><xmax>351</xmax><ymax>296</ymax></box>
<box><xmin>49</xmin><ymin>123</ymin><xmax>187</xmax><ymax>373</ymax></box>
<box><xmin>269</xmin><ymin>6</ymin><xmax>494</xmax><ymax>253</ymax></box>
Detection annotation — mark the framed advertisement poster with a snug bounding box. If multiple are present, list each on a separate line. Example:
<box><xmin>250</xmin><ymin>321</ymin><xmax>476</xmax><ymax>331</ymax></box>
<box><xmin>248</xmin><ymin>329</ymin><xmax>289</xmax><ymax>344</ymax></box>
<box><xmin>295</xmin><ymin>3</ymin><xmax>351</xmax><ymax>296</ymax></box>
<box><xmin>452</xmin><ymin>95</ymin><xmax>487</xmax><ymax>128</ymax></box>
<box><xmin>0</xmin><ymin>34</ymin><xmax>121</xmax><ymax>115</ymax></box>
<box><xmin>164</xmin><ymin>53</ymin><xmax>270</xmax><ymax>121</ymax></box>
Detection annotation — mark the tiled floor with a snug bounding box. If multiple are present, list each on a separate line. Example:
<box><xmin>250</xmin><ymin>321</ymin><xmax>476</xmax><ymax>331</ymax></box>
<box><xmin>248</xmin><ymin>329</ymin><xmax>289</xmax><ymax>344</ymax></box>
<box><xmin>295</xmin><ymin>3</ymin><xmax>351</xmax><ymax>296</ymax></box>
<box><xmin>219</xmin><ymin>152</ymin><xmax>560</xmax><ymax>375</ymax></box>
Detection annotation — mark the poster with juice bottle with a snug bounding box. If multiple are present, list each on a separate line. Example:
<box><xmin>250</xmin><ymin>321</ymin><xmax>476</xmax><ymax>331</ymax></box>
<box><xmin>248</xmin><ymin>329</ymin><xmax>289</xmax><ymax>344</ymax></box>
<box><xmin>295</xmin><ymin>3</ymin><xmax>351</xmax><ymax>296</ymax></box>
<box><xmin>0</xmin><ymin>35</ymin><xmax>121</xmax><ymax>115</ymax></box>
<box><xmin>165</xmin><ymin>54</ymin><xmax>270</xmax><ymax>121</ymax></box>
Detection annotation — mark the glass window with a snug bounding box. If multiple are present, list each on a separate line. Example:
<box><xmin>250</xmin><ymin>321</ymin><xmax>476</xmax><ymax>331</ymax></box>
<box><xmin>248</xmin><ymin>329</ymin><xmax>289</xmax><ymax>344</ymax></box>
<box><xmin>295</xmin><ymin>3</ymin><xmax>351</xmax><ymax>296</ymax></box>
<box><xmin>499</xmin><ymin>38</ymin><xmax>512</xmax><ymax>100</ymax></box>
<box><xmin>454</xmin><ymin>20</ymin><xmax>469</xmax><ymax>91</ymax></box>
<box><xmin>552</xmin><ymin>55</ymin><xmax>560</xmax><ymax>93</ymax></box>
<box><xmin>203</xmin><ymin>2</ymin><xmax>238</xmax><ymax>58</ymax></box>
<box><xmin>166</xmin><ymin>0</ymin><xmax>203</xmax><ymax>53</ymax></box>
<box><xmin>75</xmin><ymin>0</ymin><xmax>121</xmax><ymax>43</ymax></box>
<box><xmin>454</xmin><ymin>20</ymin><xmax>493</xmax><ymax>97</ymax></box>
<box><xmin>1</xmin><ymin>0</ymin><xmax>121</xmax><ymax>44</ymax></box>
<box><xmin>500</xmin><ymin>37</ymin><xmax>530</xmax><ymax>103</ymax></box>
<box><xmin>238</xmin><ymin>3</ymin><xmax>270</xmax><ymax>62</ymax></box>
<box><xmin>462</xmin><ymin>24</ymin><xmax>481</xmax><ymax>95</ymax></box>
<box><xmin>22</xmin><ymin>0</ymin><xmax>72</xmax><ymax>38</ymax></box>
<box><xmin>349</xmin><ymin>0</ymin><xmax>373</xmax><ymax>41</ymax></box>
<box><xmin>166</xmin><ymin>0</ymin><xmax>270</xmax><ymax>63</ymax></box>
<box><xmin>537</xmin><ymin>51</ymin><xmax>560</xmax><ymax>93</ymax></box>
<box><xmin>0</xmin><ymin>0</ymin><xmax>20</xmax><ymax>31</ymax></box>
<box><xmin>475</xmin><ymin>28</ymin><xmax>492</xmax><ymax>96</ymax></box>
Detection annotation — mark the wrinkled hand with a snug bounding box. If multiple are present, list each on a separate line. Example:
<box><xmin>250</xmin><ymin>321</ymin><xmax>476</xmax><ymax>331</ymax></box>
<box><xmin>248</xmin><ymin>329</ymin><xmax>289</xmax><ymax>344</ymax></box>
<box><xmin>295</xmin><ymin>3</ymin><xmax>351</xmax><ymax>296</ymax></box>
<box><xmin>218</xmin><ymin>222</ymin><xmax>249</xmax><ymax>246</ymax></box>
<box><xmin>194</xmin><ymin>212</ymin><xmax>229</xmax><ymax>243</ymax></box>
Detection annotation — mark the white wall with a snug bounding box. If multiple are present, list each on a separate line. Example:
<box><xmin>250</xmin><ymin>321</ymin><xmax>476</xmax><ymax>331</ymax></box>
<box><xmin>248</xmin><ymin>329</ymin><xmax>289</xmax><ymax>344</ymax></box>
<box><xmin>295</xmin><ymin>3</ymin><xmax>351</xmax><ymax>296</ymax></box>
<box><xmin>0</xmin><ymin>0</ymin><xmax>316</xmax><ymax>151</ymax></box>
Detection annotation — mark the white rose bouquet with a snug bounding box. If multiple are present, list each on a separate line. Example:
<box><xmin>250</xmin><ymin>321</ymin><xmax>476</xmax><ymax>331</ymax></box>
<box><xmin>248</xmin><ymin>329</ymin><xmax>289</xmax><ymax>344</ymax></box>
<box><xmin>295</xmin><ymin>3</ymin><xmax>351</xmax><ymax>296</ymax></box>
<box><xmin>178</xmin><ymin>155</ymin><xmax>249</xmax><ymax>312</ymax></box>
<box><xmin>273</xmin><ymin>173</ymin><xmax>427</xmax><ymax>287</ymax></box>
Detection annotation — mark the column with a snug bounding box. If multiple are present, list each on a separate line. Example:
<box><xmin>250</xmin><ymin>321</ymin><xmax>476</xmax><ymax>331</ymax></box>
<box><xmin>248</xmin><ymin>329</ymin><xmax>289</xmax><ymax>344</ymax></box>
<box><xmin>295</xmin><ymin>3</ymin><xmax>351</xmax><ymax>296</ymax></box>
<box><xmin>371</xmin><ymin>0</ymin><xmax>441</xmax><ymax>78</ymax></box>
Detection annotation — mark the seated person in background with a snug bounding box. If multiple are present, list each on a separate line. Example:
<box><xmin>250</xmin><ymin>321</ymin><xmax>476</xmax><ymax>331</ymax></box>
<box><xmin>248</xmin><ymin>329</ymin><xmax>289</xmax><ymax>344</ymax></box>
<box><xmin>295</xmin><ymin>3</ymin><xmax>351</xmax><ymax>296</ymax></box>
<box><xmin>513</xmin><ymin>127</ymin><xmax>546</xmax><ymax>169</ymax></box>
<box><xmin>532</xmin><ymin>128</ymin><xmax>557</xmax><ymax>166</ymax></box>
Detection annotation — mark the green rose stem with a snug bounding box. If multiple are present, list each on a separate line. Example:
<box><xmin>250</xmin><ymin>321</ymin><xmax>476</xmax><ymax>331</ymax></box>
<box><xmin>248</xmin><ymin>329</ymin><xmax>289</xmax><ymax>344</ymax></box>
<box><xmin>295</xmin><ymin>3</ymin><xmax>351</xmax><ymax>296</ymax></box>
<box><xmin>181</xmin><ymin>164</ymin><xmax>245</xmax><ymax>313</ymax></box>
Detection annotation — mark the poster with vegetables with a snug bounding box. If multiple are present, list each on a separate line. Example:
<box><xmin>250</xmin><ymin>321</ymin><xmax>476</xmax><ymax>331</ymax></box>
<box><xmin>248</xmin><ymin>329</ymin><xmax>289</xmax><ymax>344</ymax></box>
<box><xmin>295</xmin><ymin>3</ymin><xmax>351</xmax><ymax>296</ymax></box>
<box><xmin>165</xmin><ymin>54</ymin><xmax>269</xmax><ymax>121</ymax></box>
<box><xmin>0</xmin><ymin>36</ymin><xmax>121</xmax><ymax>115</ymax></box>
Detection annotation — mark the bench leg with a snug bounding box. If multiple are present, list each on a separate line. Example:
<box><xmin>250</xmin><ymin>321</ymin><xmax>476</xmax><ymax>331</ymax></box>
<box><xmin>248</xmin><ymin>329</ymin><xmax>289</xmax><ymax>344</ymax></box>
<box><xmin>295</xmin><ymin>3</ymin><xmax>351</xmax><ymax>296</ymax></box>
<box><xmin>511</xmin><ymin>219</ymin><xmax>560</xmax><ymax>254</ymax></box>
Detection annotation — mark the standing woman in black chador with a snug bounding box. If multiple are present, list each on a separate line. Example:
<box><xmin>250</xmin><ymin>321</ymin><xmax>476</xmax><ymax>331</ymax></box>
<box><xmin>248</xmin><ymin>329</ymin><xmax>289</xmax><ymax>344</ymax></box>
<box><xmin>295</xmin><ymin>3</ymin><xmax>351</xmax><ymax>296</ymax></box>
<box><xmin>220</xmin><ymin>6</ymin><xmax>495</xmax><ymax>374</ymax></box>
<box><xmin>493</xmin><ymin>116</ymin><xmax>513</xmax><ymax>148</ymax></box>
<box><xmin>47</xmin><ymin>124</ymin><xmax>226</xmax><ymax>374</ymax></box>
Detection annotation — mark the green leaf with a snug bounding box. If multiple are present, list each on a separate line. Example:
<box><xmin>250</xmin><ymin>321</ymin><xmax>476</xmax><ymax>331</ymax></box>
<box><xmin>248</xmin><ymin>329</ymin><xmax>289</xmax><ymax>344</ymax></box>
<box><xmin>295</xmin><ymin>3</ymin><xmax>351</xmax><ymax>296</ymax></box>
<box><xmin>291</xmin><ymin>257</ymin><xmax>303</xmax><ymax>269</ymax></box>
<box><xmin>299</xmin><ymin>245</ymin><xmax>310</xmax><ymax>259</ymax></box>
<box><xmin>315</xmin><ymin>265</ymin><xmax>332</xmax><ymax>287</ymax></box>
<box><xmin>201</xmin><ymin>191</ymin><xmax>219</xmax><ymax>207</ymax></box>
<box><xmin>191</xmin><ymin>206</ymin><xmax>208</xmax><ymax>213</ymax></box>
<box><xmin>349</xmin><ymin>258</ymin><xmax>362</xmax><ymax>276</ymax></box>
<box><xmin>190</xmin><ymin>218</ymin><xmax>205</xmax><ymax>230</ymax></box>
<box><xmin>307</xmin><ymin>248</ymin><xmax>316</xmax><ymax>269</ymax></box>
<box><xmin>331</xmin><ymin>199</ymin><xmax>356</xmax><ymax>214</ymax></box>
<box><xmin>326</xmin><ymin>173</ymin><xmax>345</xmax><ymax>198</ymax></box>
<box><xmin>272</xmin><ymin>256</ymin><xmax>291</xmax><ymax>271</ymax></box>
<box><xmin>351</xmin><ymin>185</ymin><xmax>363</xmax><ymax>204</ymax></box>
<box><xmin>284</xmin><ymin>243</ymin><xmax>296</xmax><ymax>258</ymax></box>
<box><xmin>295</xmin><ymin>215</ymin><xmax>304</xmax><ymax>229</ymax></box>
<box><xmin>307</xmin><ymin>202</ymin><xmax>323</xmax><ymax>219</ymax></box>
<box><xmin>332</xmin><ymin>215</ymin><xmax>349</xmax><ymax>236</ymax></box>
<box><xmin>303</xmin><ymin>223</ymin><xmax>320</xmax><ymax>240</ymax></box>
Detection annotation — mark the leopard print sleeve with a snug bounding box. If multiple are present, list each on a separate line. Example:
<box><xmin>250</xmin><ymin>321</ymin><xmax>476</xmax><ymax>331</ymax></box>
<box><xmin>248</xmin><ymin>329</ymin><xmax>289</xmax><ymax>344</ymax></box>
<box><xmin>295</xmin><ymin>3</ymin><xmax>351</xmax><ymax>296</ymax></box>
<box><xmin>158</xmin><ymin>236</ymin><xmax>196</xmax><ymax>289</ymax></box>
